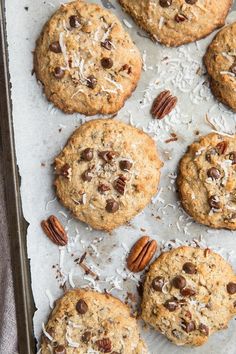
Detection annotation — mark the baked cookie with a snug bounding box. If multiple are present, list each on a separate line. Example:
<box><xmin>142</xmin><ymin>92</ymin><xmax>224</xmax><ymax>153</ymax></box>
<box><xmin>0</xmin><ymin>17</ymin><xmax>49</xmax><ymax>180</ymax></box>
<box><xmin>204</xmin><ymin>22</ymin><xmax>236</xmax><ymax>112</ymax></box>
<box><xmin>119</xmin><ymin>0</ymin><xmax>232</xmax><ymax>47</ymax></box>
<box><xmin>177</xmin><ymin>133</ymin><xmax>236</xmax><ymax>229</ymax></box>
<box><xmin>34</xmin><ymin>1</ymin><xmax>142</xmax><ymax>115</ymax></box>
<box><xmin>41</xmin><ymin>289</ymin><xmax>147</xmax><ymax>353</ymax></box>
<box><xmin>54</xmin><ymin>119</ymin><xmax>162</xmax><ymax>231</ymax></box>
<box><xmin>141</xmin><ymin>246</ymin><xmax>236</xmax><ymax>346</ymax></box>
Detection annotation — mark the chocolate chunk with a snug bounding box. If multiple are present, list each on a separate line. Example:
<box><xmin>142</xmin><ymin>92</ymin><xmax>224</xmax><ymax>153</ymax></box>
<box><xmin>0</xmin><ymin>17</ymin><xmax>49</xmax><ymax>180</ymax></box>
<box><xmin>114</xmin><ymin>175</ymin><xmax>126</xmax><ymax>195</ymax></box>
<box><xmin>76</xmin><ymin>299</ymin><xmax>88</xmax><ymax>314</ymax></box>
<box><xmin>101</xmin><ymin>39</ymin><xmax>112</xmax><ymax>50</ymax></box>
<box><xmin>183</xmin><ymin>262</ymin><xmax>197</xmax><ymax>274</ymax></box>
<box><xmin>119</xmin><ymin>160</ymin><xmax>132</xmax><ymax>171</ymax></box>
<box><xmin>228</xmin><ymin>151</ymin><xmax>236</xmax><ymax>164</ymax></box>
<box><xmin>69</xmin><ymin>15</ymin><xmax>81</xmax><ymax>28</ymax></box>
<box><xmin>227</xmin><ymin>282</ymin><xmax>236</xmax><ymax>295</ymax></box>
<box><xmin>81</xmin><ymin>148</ymin><xmax>94</xmax><ymax>161</ymax></box>
<box><xmin>86</xmin><ymin>75</ymin><xmax>97</xmax><ymax>89</ymax></box>
<box><xmin>49</xmin><ymin>41</ymin><xmax>62</xmax><ymax>53</ymax></box>
<box><xmin>60</xmin><ymin>163</ymin><xmax>71</xmax><ymax>179</ymax></box>
<box><xmin>172</xmin><ymin>275</ymin><xmax>186</xmax><ymax>289</ymax></box>
<box><xmin>208</xmin><ymin>196</ymin><xmax>220</xmax><ymax>209</ymax></box>
<box><xmin>164</xmin><ymin>299</ymin><xmax>178</xmax><ymax>312</ymax></box>
<box><xmin>54</xmin><ymin>345</ymin><xmax>66</xmax><ymax>354</ymax></box>
<box><xmin>159</xmin><ymin>0</ymin><xmax>172</xmax><ymax>7</ymax></box>
<box><xmin>101</xmin><ymin>57</ymin><xmax>113</xmax><ymax>69</ymax></box>
<box><xmin>54</xmin><ymin>67</ymin><xmax>65</xmax><ymax>79</ymax></box>
<box><xmin>181</xmin><ymin>320</ymin><xmax>196</xmax><ymax>333</ymax></box>
<box><xmin>98</xmin><ymin>151</ymin><xmax>116</xmax><ymax>162</ymax></box>
<box><xmin>81</xmin><ymin>168</ymin><xmax>93</xmax><ymax>182</ymax></box>
<box><xmin>175</xmin><ymin>14</ymin><xmax>187</xmax><ymax>23</ymax></box>
<box><xmin>98</xmin><ymin>184</ymin><xmax>111</xmax><ymax>193</ymax></box>
<box><xmin>81</xmin><ymin>331</ymin><xmax>92</xmax><ymax>343</ymax></box>
<box><xmin>106</xmin><ymin>199</ymin><xmax>119</xmax><ymax>213</ymax></box>
<box><xmin>199</xmin><ymin>323</ymin><xmax>209</xmax><ymax>336</ymax></box>
<box><xmin>180</xmin><ymin>288</ymin><xmax>196</xmax><ymax>297</ymax></box>
<box><xmin>96</xmin><ymin>338</ymin><xmax>112</xmax><ymax>353</ymax></box>
<box><xmin>185</xmin><ymin>0</ymin><xmax>197</xmax><ymax>4</ymax></box>
<box><xmin>152</xmin><ymin>276</ymin><xmax>165</xmax><ymax>292</ymax></box>
<box><xmin>207</xmin><ymin>167</ymin><xmax>221</xmax><ymax>179</ymax></box>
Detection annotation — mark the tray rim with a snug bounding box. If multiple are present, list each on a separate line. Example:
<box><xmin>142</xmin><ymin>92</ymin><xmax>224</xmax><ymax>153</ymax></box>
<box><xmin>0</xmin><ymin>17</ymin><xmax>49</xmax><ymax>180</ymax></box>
<box><xmin>0</xmin><ymin>1</ymin><xmax>36</xmax><ymax>353</ymax></box>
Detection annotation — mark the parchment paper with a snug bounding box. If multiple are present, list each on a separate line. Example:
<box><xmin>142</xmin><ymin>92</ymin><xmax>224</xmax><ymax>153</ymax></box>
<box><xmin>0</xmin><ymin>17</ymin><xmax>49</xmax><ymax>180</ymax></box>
<box><xmin>5</xmin><ymin>0</ymin><xmax>236</xmax><ymax>353</ymax></box>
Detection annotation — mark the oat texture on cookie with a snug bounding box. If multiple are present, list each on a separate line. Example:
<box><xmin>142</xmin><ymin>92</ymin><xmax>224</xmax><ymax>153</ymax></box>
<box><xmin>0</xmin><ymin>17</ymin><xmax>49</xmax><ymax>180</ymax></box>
<box><xmin>119</xmin><ymin>0</ymin><xmax>232</xmax><ymax>47</ymax></box>
<box><xmin>41</xmin><ymin>289</ymin><xmax>148</xmax><ymax>353</ymax></box>
<box><xmin>177</xmin><ymin>133</ymin><xmax>236</xmax><ymax>229</ymax></box>
<box><xmin>141</xmin><ymin>246</ymin><xmax>236</xmax><ymax>346</ymax></box>
<box><xmin>34</xmin><ymin>0</ymin><xmax>142</xmax><ymax>115</ymax></box>
<box><xmin>54</xmin><ymin>119</ymin><xmax>162</xmax><ymax>231</ymax></box>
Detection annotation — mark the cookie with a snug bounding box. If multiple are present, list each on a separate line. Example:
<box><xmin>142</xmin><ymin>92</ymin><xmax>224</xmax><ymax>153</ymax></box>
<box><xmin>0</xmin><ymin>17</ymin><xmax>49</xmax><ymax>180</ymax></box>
<box><xmin>54</xmin><ymin>119</ymin><xmax>162</xmax><ymax>231</ymax></box>
<box><xmin>177</xmin><ymin>133</ymin><xmax>236</xmax><ymax>229</ymax></box>
<box><xmin>119</xmin><ymin>0</ymin><xmax>232</xmax><ymax>47</ymax></box>
<box><xmin>204</xmin><ymin>22</ymin><xmax>236</xmax><ymax>112</ymax></box>
<box><xmin>41</xmin><ymin>289</ymin><xmax>147</xmax><ymax>353</ymax></box>
<box><xmin>34</xmin><ymin>1</ymin><xmax>142</xmax><ymax>115</ymax></box>
<box><xmin>141</xmin><ymin>246</ymin><xmax>236</xmax><ymax>346</ymax></box>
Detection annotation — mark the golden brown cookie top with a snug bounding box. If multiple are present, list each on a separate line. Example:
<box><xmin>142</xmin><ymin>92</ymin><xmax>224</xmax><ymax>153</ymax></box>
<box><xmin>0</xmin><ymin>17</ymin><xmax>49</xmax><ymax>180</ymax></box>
<box><xmin>34</xmin><ymin>0</ymin><xmax>142</xmax><ymax>115</ymax></box>
<box><xmin>177</xmin><ymin>133</ymin><xmax>236</xmax><ymax>229</ymax></box>
<box><xmin>142</xmin><ymin>246</ymin><xmax>236</xmax><ymax>346</ymax></box>
<box><xmin>54</xmin><ymin>119</ymin><xmax>162</xmax><ymax>231</ymax></box>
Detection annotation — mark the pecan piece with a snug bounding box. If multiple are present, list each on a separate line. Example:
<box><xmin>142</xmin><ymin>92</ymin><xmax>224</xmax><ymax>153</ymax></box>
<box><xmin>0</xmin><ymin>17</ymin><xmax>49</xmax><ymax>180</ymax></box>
<box><xmin>41</xmin><ymin>215</ymin><xmax>68</xmax><ymax>246</ymax></box>
<box><xmin>114</xmin><ymin>175</ymin><xmax>126</xmax><ymax>195</ymax></box>
<box><xmin>127</xmin><ymin>236</ymin><xmax>157</xmax><ymax>273</ymax></box>
<box><xmin>151</xmin><ymin>90</ymin><xmax>177</xmax><ymax>119</ymax></box>
<box><xmin>96</xmin><ymin>338</ymin><xmax>112</xmax><ymax>353</ymax></box>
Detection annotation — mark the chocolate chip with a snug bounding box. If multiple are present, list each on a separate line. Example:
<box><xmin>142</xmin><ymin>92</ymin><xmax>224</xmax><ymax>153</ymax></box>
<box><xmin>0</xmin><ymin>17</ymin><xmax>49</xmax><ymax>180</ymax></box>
<box><xmin>98</xmin><ymin>151</ymin><xmax>116</xmax><ymax>162</ymax></box>
<box><xmin>199</xmin><ymin>323</ymin><xmax>209</xmax><ymax>336</ymax></box>
<box><xmin>81</xmin><ymin>331</ymin><xmax>92</xmax><ymax>343</ymax></box>
<box><xmin>159</xmin><ymin>0</ymin><xmax>172</xmax><ymax>7</ymax></box>
<box><xmin>182</xmin><ymin>262</ymin><xmax>197</xmax><ymax>274</ymax></box>
<box><xmin>175</xmin><ymin>14</ymin><xmax>187</xmax><ymax>23</ymax></box>
<box><xmin>54</xmin><ymin>345</ymin><xmax>66</xmax><ymax>354</ymax></box>
<box><xmin>106</xmin><ymin>199</ymin><xmax>119</xmax><ymax>213</ymax></box>
<box><xmin>228</xmin><ymin>151</ymin><xmax>236</xmax><ymax>164</ymax></box>
<box><xmin>181</xmin><ymin>320</ymin><xmax>196</xmax><ymax>333</ymax></box>
<box><xmin>86</xmin><ymin>75</ymin><xmax>97</xmax><ymax>89</ymax></box>
<box><xmin>227</xmin><ymin>282</ymin><xmax>236</xmax><ymax>295</ymax></box>
<box><xmin>119</xmin><ymin>160</ymin><xmax>132</xmax><ymax>171</ymax></box>
<box><xmin>54</xmin><ymin>67</ymin><xmax>65</xmax><ymax>79</ymax></box>
<box><xmin>152</xmin><ymin>276</ymin><xmax>165</xmax><ymax>292</ymax></box>
<box><xmin>208</xmin><ymin>196</ymin><xmax>220</xmax><ymax>209</ymax></box>
<box><xmin>81</xmin><ymin>148</ymin><xmax>94</xmax><ymax>161</ymax></box>
<box><xmin>180</xmin><ymin>288</ymin><xmax>196</xmax><ymax>297</ymax></box>
<box><xmin>185</xmin><ymin>0</ymin><xmax>197</xmax><ymax>4</ymax></box>
<box><xmin>49</xmin><ymin>41</ymin><xmax>62</xmax><ymax>53</ymax></box>
<box><xmin>164</xmin><ymin>299</ymin><xmax>178</xmax><ymax>312</ymax></box>
<box><xmin>114</xmin><ymin>175</ymin><xmax>126</xmax><ymax>195</ymax></box>
<box><xmin>69</xmin><ymin>15</ymin><xmax>81</xmax><ymax>28</ymax></box>
<box><xmin>207</xmin><ymin>167</ymin><xmax>221</xmax><ymax>179</ymax></box>
<box><xmin>101</xmin><ymin>39</ymin><xmax>112</xmax><ymax>50</ymax></box>
<box><xmin>60</xmin><ymin>163</ymin><xmax>71</xmax><ymax>179</ymax></box>
<box><xmin>101</xmin><ymin>57</ymin><xmax>113</xmax><ymax>69</ymax></box>
<box><xmin>76</xmin><ymin>299</ymin><xmax>88</xmax><ymax>314</ymax></box>
<box><xmin>230</xmin><ymin>65</ymin><xmax>236</xmax><ymax>75</ymax></box>
<box><xmin>81</xmin><ymin>169</ymin><xmax>93</xmax><ymax>182</ymax></box>
<box><xmin>98</xmin><ymin>184</ymin><xmax>111</xmax><ymax>193</ymax></box>
<box><xmin>172</xmin><ymin>275</ymin><xmax>186</xmax><ymax>289</ymax></box>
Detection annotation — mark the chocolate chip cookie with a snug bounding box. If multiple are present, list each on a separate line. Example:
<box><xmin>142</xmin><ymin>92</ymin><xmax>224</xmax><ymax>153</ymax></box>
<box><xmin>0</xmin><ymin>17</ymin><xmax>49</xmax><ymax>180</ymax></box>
<box><xmin>141</xmin><ymin>246</ymin><xmax>236</xmax><ymax>346</ymax></box>
<box><xmin>119</xmin><ymin>0</ymin><xmax>232</xmax><ymax>47</ymax></box>
<box><xmin>177</xmin><ymin>133</ymin><xmax>236</xmax><ymax>229</ymax></box>
<box><xmin>34</xmin><ymin>0</ymin><xmax>142</xmax><ymax>115</ymax></box>
<box><xmin>204</xmin><ymin>22</ymin><xmax>236</xmax><ymax>112</ymax></box>
<box><xmin>54</xmin><ymin>119</ymin><xmax>162</xmax><ymax>231</ymax></box>
<box><xmin>41</xmin><ymin>289</ymin><xmax>147</xmax><ymax>353</ymax></box>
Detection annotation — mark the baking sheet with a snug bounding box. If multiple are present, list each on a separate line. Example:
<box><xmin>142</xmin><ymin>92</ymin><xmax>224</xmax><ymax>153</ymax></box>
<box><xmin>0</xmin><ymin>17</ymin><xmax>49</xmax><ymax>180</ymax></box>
<box><xmin>5</xmin><ymin>0</ymin><xmax>236</xmax><ymax>353</ymax></box>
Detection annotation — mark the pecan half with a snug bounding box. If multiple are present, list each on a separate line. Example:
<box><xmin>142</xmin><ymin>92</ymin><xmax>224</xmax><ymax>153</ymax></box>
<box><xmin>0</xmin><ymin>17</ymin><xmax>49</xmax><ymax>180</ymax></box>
<box><xmin>127</xmin><ymin>236</ymin><xmax>157</xmax><ymax>273</ymax></box>
<box><xmin>216</xmin><ymin>141</ymin><xmax>228</xmax><ymax>155</ymax></box>
<box><xmin>96</xmin><ymin>338</ymin><xmax>112</xmax><ymax>353</ymax></box>
<box><xmin>114</xmin><ymin>175</ymin><xmax>126</xmax><ymax>195</ymax></box>
<box><xmin>41</xmin><ymin>215</ymin><xmax>68</xmax><ymax>246</ymax></box>
<box><xmin>151</xmin><ymin>90</ymin><xmax>177</xmax><ymax>119</ymax></box>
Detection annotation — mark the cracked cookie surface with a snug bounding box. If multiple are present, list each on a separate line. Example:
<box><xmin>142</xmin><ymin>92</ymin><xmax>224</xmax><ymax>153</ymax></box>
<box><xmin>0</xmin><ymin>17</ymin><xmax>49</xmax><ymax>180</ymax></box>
<box><xmin>204</xmin><ymin>22</ymin><xmax>236</xmax><ymax>112</ymax></box>
<box><xmin>119</xmin><ymin>0</ymin><xmax>231</xmax><ymax>47</ymax></box>
<box><xmin>41</xmin><ymin>289</ymin><xmax>147</xmax><ymax>354</ymax></box>
<box><xmin>34</xmin><ymin>0</ymin><xmax>142</xmax><ymax>115</ymax></box>
<box><xmin>177</xmin><ymin>133</ymin><xmax>236</xmax><ymax>229</ymax></box>
<box><xmin>54</xmin><ymin>119</ymin><xmax>162</xmax><ymax>231</ymax></box>
<box><xmin>141</xmin><ymin>246</ymin><xmax>236</xmax><ymax>346</ymax></box>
